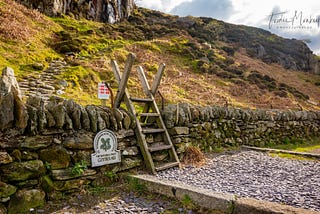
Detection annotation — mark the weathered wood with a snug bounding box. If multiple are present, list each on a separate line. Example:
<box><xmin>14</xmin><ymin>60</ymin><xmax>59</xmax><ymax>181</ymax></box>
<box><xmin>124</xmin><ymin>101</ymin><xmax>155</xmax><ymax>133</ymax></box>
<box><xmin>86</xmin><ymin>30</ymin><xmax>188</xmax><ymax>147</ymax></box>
<box><xmin>149</xmin><ymin>144</ymin><xmax>172</xmax><ymax>152</ymax></box>
<box><xmin>139</xmin><ymin>113</ymin><xmax>160</xmax><ymax>117</ymax></box>
<box><xmin>111</xmin><ymin>60</ymin><xmax>121</xmax><ymax>82</ymax></box>
<box><xmin>155</xmin><ymin>162</ymin><xmax>180</xmax><ymax>171</ymax></box>
<box><xmin>137</xmin><ymin>66</ymin><xmax>151</xmax><ymax>96</ymax></box>
<box><xmin>114</xmin><ymin>53</ymin><xmax>135</xmax><ymax>108</ymax></box>
<box><xmin>111</xmin><ymin>54</ymin><xmax>180</xmax><ymax>174</ymax></box>
<box><xmin>141</xmin><ymin>128</ymin><xmax>165</xmax><ymax>134</ymax></box>
<box><xmin>136</xmin><ymin>66</ymin><xmax>152</xmax><ymax>122</ymax></box>
<box><xmin>151</xmin><ymin>63</ymin><xmax>165</xmax><ymax>95</ymax></box>
<box><xmin>112</xmin><ymin>57</ymin><xmax>156</xmax><ymax>174</ymax></box>
<box><xmin>130</xmin><ymin>97</ymin><xmax>153</xmax><ymax>103</ymax></box>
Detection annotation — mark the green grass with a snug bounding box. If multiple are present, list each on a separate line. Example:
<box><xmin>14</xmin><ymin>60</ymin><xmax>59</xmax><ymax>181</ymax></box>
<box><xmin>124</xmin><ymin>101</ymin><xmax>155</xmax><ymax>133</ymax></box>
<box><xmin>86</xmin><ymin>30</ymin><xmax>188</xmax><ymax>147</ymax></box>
<box><xmin>269</xmin><ymin>153</ymin><xmax>316</xmax><ymax>161</ymax></box>
<box><xmin>266</xmin><ymin>137</ymin><xmax>320</xmax><ymax>153</ymax></box>
<box><xmin>294</xmin><ymin>144</ymin><xmax>320</xmax><ymax>153</ymax></box>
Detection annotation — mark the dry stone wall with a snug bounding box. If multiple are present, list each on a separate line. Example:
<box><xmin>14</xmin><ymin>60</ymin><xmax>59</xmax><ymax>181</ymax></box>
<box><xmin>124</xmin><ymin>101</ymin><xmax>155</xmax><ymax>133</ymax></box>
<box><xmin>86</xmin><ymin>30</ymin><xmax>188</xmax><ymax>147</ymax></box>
<box><xmin>163</xmin><ymin>103</ymin><xmax>320</xmax><ymax>152</ymax></box>
<box><xmin>0</xmin><ymin>67</ymin><xmax>141</xmax><ymax>213</ymax></box>
<box><xmin>1</xmin><ymin>67</ymin><xmax>320</xmax><ymax>213</ymax></box>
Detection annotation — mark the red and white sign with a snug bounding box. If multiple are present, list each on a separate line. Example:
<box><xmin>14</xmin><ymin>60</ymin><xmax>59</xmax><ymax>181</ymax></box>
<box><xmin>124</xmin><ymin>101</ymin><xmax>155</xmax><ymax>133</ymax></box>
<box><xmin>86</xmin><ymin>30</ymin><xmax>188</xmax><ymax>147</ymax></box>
<box><xmin>98</xmin><ymin>82</ymin><xmax>110</xmax><ymax>99</ymax></box>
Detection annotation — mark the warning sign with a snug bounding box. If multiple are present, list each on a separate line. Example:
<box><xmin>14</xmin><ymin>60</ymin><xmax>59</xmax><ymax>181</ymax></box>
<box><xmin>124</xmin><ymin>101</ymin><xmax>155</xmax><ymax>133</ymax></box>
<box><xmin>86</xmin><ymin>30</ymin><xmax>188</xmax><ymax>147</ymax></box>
<box><xmin>98</xmin><ymin>82</ymin><xmax>110</xmax><ymax>99</ymax></box>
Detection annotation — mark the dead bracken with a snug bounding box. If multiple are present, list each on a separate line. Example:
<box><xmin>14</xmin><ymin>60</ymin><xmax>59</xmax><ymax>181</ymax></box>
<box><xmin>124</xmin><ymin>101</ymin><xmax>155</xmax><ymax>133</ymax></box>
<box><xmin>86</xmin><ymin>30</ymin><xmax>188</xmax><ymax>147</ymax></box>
<box><xmin>182</xmin><ymin>146</ymin><xmax>206</xmax><ymax>167</ymax></box>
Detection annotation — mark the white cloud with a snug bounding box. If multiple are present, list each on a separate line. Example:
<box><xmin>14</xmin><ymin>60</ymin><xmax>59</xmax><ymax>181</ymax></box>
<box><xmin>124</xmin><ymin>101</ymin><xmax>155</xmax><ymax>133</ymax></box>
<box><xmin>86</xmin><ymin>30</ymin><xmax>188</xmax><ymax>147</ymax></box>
<box><xmin>170</xmin><ymin>0</ymin><xmax>234</xmax><ymax>20</ymax></box>
<box><xmin>136</xmin><ymin>0</ymin><xmax>191</xmax><ymax>13</ymax></box>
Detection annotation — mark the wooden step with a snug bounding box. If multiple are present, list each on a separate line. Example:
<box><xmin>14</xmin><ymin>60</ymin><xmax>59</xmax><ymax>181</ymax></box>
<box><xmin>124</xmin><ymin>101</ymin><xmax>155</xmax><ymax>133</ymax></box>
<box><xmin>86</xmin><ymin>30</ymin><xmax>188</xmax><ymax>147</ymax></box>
<box><xmin>139</xmin><ymin>113</ymin><xmax>160</xmax><ymax>117</ymax></box>
<box><xmin>140</xmin><ymin>123</ymin><xmax>156</xmax><ymax>127</ymax></box>
<box><xmin>142</xmin><ymin>128</ymin><xmax>165</xmax><ymax>134</ymax></box>
<box><xmin>155</xmin><ymin>162</ymin><xmax>180</xmax><ymax>171</ymax></box>
<box><xmin>148</xmin><ymin>144</ymin><xmax>172</xmax><ymax>152</ymax></box>
<box><xmin>130</xmin><ymin>97</ymin><xmax>153</xmax><ymax>103</ymax></box>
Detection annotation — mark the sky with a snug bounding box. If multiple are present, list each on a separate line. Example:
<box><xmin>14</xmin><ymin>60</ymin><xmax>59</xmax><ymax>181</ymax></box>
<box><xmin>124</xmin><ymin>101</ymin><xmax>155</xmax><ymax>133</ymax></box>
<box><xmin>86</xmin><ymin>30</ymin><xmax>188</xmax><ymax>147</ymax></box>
<box><xmin>136</xmin><ymin>0</ymin><xmax>320</xmax><ymax>55</ymax></box>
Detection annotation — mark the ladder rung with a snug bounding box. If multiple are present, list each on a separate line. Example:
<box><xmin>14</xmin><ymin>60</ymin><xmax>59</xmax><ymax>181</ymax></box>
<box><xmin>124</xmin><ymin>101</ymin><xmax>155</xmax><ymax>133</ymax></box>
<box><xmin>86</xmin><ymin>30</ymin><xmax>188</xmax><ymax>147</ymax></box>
<box><xmin>139</xmin><ymin>113</ymin><xmax>160</xmax><ymax>117</ymax></box>
<box><xmin>142</xmin><ymin>128</ymin><xmax>165</xmax><ymax>134</ymax></box>
<box><xmin>140</xmin><ymin>123</ymin><xmax>155</xmax><ymax>127</ymax></box>
<box><xmin>155</xmin><ymin>162</ymin><xmax>180</xmax><ymax>171</ymax></box>
<box><xmin>148</xmin><ymin>144</ymin><xmax>172</xmax><ymax>152</ymax></box>
<box><xmin>130</xmin><ymin>97</ymin><xmax>153</xmax><ymax>102</ymax></box>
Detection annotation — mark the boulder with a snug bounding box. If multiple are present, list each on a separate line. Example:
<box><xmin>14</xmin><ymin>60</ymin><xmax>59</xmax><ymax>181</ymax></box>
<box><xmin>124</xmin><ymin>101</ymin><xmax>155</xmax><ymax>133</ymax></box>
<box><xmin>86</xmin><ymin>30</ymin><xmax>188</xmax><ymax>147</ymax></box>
<box><xmin>162</xmin><ymin>104</ymin><xmax>178</xmax><ymax>128</ymax></box>
<box><xmin>39</xmin><ymin>146</ymin><xmax>71</xmax><ymax>169</ymax></box>
<box><xmin>0</xmin><ymin>160</ymin><xmax>45</xmax><ymax>182</ymax></box>
<box><xmin>63</xmin><ymin>132</ymin><xmax>93</xmax><ymax>149</ymax></box>
<box><xmin>20</xmin><ymin>136</ymin><xmax>52</xmax><ymax>150</ymax></box>
<box><xmin>26</xmin><ymin>105</ymin><xmax>38</xmax><ymax>135</ymax></box>
<box><xmin>112</xmin><ymin>158</ymin><xmax>141</xmax><ymax>173</ymax></box>
<box><xmin>72</xmin><ymin>150</ymin><xmax>92</xmax><ymax>165</ymax></box>
<box><xmin>65</xmin><ymin>113</ymin><xmax>73</xmax><ymax>129</ymax></box>
<box><xmin>97</xmin><ymin>108</ymin><xmax>110</xmax><ymax>129</ymax></box>
<box><xmin>80</xmin><ymin>105</ymin><xmax>91</xmax><ymax>131</ymax></box>
<box><xmin>97</xmin><ymin>111</ymin><xmax>106</xmax><ymax>131</ymax></box>
<box><xmin>42</xmin><ymin>175</ymin><xmax>90</xmax><ymax>192</ymax></box>
<box><xmin>122</xmin><ymin>146</ymin><xmax>139</xmax><ymax>156</ymax></box>
<box><xmin>86</xmin><ymin>105</ymin><xmax>98</xmax><ymax>132</ymax></box>
<box><xmin>64</xmin><ymin>99</ymin><xmax>82</xmax><ymax>130</ymax></box>
<box><xmin>0</xmin><ymin>151</ymin><xmax>13</xmax><ymax>165</ymax></box>
<box><xmin>0</xmin><ymin>181</ymin><xmax>17</xmax><ymax>198</ymax></box>
<box><xmin>113</xmin><ymin>108</ymin><xmax>123</xmax><ymax>130</ymax></box>
<box><xmin>38</xmin><ymin>109</ymin><xmax>47</xmax><ymax>132</ymax></box>
<box><xmin>51</xmin><ymin>168</ymin><xmax>96</xmax><ymax>180</ymax></box>
<box><xmin>121</xmin><ymin>109</ymin><xmax>132</xmax><ymax>129</ymax></box>
<box><xmin>0</xmin><ymin>67</ymin><xmax>28</xmax><ymax>130</ymax></box>
<box><xmin>46</xmin><ymin>101</ymin><xmax>66</xmax><ymax>129</ymax></box>
<box><xmin>169</xmin><ymin>127</ymin><xmax>190</xmax><ymax>135</ymax></box>
<box><xmin>7</xmin><ymin>189</ymin><xmax>45</xmax><ymax>214</ymax></box>
<box><xmin>45</xmin><ymin>110</ymin><xmax>56</xmax><ymax>127</ymax></box>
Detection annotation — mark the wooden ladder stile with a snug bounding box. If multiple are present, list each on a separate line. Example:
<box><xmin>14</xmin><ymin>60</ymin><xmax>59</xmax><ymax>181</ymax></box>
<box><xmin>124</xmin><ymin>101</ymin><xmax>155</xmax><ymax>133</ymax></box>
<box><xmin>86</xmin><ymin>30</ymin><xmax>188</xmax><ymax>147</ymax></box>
<box><xmin>111</xmin><ymin>53</ymin><xmax>180</xmax><ymax>174</ymax></box>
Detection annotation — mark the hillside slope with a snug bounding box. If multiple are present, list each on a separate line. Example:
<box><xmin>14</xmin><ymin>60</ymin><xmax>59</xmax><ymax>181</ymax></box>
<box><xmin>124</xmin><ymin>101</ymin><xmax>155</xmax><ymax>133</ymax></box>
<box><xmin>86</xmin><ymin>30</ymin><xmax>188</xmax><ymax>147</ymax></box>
<box><xmin>0</xmin><ymin>1</ymin><xmax>320</xmax><ymax>110</ymax></box>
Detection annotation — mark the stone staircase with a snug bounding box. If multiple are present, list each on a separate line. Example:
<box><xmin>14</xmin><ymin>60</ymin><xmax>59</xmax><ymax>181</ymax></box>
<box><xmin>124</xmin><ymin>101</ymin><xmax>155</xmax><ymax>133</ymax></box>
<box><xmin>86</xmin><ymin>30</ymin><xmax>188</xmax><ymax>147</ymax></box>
<box><xmin>18</xmin><ymin>60</ymin><xmax>69</xmax><ymax>102</ymax></box>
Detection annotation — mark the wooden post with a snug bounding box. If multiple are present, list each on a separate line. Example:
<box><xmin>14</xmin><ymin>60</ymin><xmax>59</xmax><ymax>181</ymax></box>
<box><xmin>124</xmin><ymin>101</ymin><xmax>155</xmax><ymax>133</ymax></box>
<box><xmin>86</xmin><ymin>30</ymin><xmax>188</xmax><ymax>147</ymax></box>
<box><xmin>137</xmin><ymin>66</ymin><xmax>151</xmax><ymax>95</ymax></box>
<box><xmin>114</xmin><ymin>53</ymin><xmax>136</xmax><ymax>108</ymax></box>
<box><xmin>111</xmin><ymin>60</ymin><xmax>121</xmax><ymax>82</ymax></box>
<box><xmin>151</xmin><ymin>63</ymin><xmax>165</xmax><ymax>95</ymax></box>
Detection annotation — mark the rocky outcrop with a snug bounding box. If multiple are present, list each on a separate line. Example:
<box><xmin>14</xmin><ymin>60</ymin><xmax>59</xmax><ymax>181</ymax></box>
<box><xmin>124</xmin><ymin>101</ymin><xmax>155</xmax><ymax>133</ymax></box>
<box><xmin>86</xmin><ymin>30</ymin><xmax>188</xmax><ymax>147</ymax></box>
<box><xmin>15</xmin><ymin>0</ymin><xmax>135</xmax><ymax>23</ymax></box>
<box><xmin>128</xmin><ymin>9</ymin><xmax>320</xmax><ymax>74</ymax></box>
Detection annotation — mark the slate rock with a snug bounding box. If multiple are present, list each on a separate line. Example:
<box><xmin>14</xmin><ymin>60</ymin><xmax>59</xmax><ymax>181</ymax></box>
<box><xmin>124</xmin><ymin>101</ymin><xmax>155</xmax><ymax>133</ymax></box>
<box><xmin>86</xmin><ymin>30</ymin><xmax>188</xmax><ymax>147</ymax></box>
<box><xmin>63</xmin><ymin>132</ymin><xmax>93</xmax><ymax>149</ymax></box>
<box><xmin>39</xmin><ymin>146</ymin><xmax>71</xmax><ymax>169</ymax></box>
<box><xmin>0</xmin><ymin>160</ymin><xmax>45</xmax><ymax>182</ymax></box>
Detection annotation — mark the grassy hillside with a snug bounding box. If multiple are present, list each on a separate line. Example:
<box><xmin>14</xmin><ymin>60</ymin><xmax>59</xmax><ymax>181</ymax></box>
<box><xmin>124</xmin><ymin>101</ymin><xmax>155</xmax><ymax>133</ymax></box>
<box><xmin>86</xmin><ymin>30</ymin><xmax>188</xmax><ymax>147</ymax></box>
<box><xmin>1</xmin><ymin>0</ymin><xmax>320</xmax><ymax>110</ymax></box>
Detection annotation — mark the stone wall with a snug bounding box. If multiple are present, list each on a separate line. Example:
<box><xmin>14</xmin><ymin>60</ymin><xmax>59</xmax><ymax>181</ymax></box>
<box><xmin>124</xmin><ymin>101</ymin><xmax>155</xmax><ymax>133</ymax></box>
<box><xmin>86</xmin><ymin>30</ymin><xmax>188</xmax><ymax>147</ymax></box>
<box><xmin>15</xmin><ymin>0</ymin><xmax>135</xmax><ymax>23</ymax></box>
<box><xmin>1</xmin><ymin>67</ymin><xmax>320</xmax><ymax>213</ymax></box>
<box><xmin>163</xmin><ymin>103</ymin><xmax>320</xmax><ymax>152</ymax></box>
<box><xmin>0</xmin><ymin>67</ymin><xmax>141</xmax><ymax>213</ymax></box>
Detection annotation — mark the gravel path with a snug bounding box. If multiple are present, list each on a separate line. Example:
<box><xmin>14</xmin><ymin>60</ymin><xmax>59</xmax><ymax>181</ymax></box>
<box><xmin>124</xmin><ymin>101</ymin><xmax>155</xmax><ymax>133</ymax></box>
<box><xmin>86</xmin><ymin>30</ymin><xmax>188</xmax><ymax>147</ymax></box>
<box><xmin>157</xmin><ymin>150</ymin><xmax>320</xmax><ymax>212</ymax></box>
